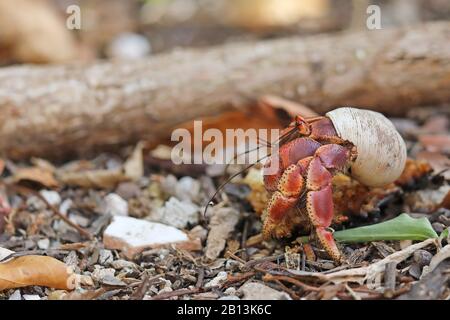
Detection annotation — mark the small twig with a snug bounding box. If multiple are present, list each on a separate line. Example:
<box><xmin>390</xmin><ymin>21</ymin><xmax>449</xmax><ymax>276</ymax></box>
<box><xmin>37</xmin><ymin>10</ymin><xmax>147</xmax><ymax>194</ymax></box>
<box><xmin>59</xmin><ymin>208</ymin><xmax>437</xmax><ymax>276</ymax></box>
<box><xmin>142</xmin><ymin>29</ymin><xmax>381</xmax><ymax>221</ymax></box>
<box><xmin>262</xmin><ymin>274</ymin><xmax>321</xmax><ymax>292</ymax></box>
<box><xmin>130</xmin><ymin>273</ymin><xmax>161</xmax><ymax>300</ymax></box>
<box><xmin>271</xmin><ymin>279</ymin><xmax>300</xmax><ymax>300</ymax></box>
<box><xmin>11</xmin><ymin>185</ymin><xmax>93</xmax><ymax>240</ymax></box>
<box><xmin>344</xmin><ymin>284</ymin><xmax>361</xmax><ymax>300</ymax></box>
<box><xmin>150</xmin><ymin>288</ymin><xmax>206</xmax><ymax>300</ymax></box>
<box><xmin>227</xmin><ymin>252</ymin><xmax>247</xmax><ymax>265</ymax></box>
<box><xmin>195</xmin><ymin>268</ymin><xmax>205</xmax><ymax>288</ymax></box>
<box><xmin>383</xmin><ymin>262</ymin><xmax>397</xmax><ymax>298</ymax></box>
<box><xmin>244</xmin><ymin>254</ymin><xmax>284</xmax><ymax>269</ymax></box>
<box><xmin>222</xmin><ymin>271</ymin><xmax>256</xmax><ymax>288</ymax></box>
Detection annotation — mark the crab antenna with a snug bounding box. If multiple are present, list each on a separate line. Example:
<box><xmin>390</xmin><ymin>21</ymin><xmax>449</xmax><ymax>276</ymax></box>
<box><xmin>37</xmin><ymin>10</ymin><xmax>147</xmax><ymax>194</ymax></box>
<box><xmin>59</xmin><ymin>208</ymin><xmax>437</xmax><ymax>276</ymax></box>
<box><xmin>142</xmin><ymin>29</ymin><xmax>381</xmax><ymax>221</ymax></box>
<box><xmin>223</xmin><ymin>136</ymin><xmax>273</xmax><ymax>174</ymax></box>
<box><xmin>203</xmin><ymin>154</ymin><xmax>270</xmax><ymax>218</ymax></box>
<box><xmin>203</xmin><ymin>126</ymin><xmax>299</xmax><ymax>218</ymax></box>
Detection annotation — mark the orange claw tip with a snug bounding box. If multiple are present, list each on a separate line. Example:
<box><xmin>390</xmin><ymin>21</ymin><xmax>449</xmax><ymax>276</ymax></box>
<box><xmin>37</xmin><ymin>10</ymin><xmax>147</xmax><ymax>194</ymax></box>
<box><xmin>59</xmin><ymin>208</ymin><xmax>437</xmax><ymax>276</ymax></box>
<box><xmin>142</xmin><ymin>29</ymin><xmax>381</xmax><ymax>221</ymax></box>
<box><xmin>315</xmin><ymin>227</ymin><xmax>341</xmax><ymax>262</ymax></box>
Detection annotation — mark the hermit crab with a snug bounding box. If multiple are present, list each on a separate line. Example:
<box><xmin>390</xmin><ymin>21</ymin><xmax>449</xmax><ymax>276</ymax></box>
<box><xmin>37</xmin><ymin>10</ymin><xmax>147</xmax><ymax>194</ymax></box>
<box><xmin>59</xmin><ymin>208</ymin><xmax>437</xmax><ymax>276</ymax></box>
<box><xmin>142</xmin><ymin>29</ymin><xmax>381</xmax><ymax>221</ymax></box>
<box><xmin>262</xmin><ymin>107</ymin><xmax>407</xmax><ymax>262</ymax></box>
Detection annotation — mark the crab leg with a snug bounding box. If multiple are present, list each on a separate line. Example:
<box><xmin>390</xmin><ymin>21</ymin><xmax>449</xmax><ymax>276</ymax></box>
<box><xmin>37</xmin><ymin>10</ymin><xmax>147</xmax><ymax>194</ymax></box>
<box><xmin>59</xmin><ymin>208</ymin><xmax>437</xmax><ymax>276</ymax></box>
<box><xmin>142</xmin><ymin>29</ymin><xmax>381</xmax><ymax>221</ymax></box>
<box><xmin>305</xmin><ymin>144</ymin><xmax>352</xmax><ymax>262</ymax></box>
<box><xmin>262</xmin><ymin>138</ymin><xmax>320</xmax><ymax>238</ymax></box>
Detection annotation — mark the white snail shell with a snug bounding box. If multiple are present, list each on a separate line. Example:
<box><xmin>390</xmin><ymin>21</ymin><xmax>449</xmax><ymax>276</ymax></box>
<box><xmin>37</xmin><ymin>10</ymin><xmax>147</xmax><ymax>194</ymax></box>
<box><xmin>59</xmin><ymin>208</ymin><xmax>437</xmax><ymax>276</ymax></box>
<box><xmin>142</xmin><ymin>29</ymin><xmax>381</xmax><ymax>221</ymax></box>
<box><xmin>326</xmin><ymin>107</ymin><xmax>407</xmax><ymax>187</ymax></box>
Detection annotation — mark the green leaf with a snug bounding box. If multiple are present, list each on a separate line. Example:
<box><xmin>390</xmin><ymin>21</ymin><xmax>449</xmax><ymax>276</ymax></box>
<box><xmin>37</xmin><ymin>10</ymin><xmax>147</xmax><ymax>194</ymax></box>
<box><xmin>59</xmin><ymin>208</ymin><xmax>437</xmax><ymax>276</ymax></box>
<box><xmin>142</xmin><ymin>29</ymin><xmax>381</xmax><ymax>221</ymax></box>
<box><xmin>297</xmin><ymin>213</ymin><xmax>438</xmax><ymax>244</ymax></box>
<box><xmin>439</xmin><ymin>228</ymin><xmax>449</xmax><ymax>242</ymax></box>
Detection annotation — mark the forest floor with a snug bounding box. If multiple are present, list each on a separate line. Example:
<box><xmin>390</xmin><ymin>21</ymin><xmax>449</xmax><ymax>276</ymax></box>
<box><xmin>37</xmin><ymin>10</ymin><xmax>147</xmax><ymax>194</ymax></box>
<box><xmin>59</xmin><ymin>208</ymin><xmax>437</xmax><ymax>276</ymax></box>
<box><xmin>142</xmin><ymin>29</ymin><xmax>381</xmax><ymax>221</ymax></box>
<box><xmin>0</xmin><ymin>104</ymin><xmax>449</xmax><ymax>300</ymax></box>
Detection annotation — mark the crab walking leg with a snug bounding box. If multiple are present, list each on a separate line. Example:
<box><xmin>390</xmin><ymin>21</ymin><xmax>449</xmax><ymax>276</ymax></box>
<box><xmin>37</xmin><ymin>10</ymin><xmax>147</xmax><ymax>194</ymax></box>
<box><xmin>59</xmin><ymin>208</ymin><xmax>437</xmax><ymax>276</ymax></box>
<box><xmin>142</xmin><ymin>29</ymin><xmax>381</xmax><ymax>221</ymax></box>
<box><xmin>305</xmin><ymin>144</ymin><xmax>352</xmax><ymax>262</ymax></box>
<box><xmin>262</xmin><ymin>138</ymin><xmax>320</xmax><ymax>238</ymax></box>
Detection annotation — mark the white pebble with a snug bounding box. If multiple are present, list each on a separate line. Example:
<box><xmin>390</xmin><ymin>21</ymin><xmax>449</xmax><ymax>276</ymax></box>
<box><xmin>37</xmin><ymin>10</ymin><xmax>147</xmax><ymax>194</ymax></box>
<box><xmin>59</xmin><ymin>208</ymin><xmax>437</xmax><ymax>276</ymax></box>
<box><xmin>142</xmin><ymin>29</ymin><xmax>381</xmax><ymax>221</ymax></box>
<box><xmin>39</xmin><ymin>190</ymin><xmax>61</xmax><ymax>206</ymax></box>
<box><xmin>103</xmin><ymin>216</ymin><xmax>189</xmax><ymax>259</ymax></box>
<box><xmin>101</xmin><ymin>193</ymin><xmax>128</xmax><ymax>217</ymax></box>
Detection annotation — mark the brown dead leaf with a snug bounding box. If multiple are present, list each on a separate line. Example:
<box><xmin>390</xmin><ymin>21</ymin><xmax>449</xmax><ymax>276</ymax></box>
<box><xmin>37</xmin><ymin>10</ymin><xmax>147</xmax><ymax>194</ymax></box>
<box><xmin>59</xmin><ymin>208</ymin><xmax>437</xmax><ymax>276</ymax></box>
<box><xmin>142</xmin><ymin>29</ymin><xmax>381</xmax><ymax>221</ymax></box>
<box><xmin>0</xmin><ymin>255</ymin><xmax>76</xmax><ymax>291</ymax></box>
<box><xmin>57</xmin><ymin>168</ymin><xmax>127</xmax><ymax>189</ymax></box>
<box><xmin>259</xmin><ymin>94</ymin><xmax>319</xmax><ymax>118</ymax></box>
<box><xmin>56</xmin><ymin>143</ymin><xmax>144</xmax><ymax>189</ymax></box>
<box><xmin>12</xmin><ymin>167</ymin><xmax>59</xmax><ymax>189</ymax></box>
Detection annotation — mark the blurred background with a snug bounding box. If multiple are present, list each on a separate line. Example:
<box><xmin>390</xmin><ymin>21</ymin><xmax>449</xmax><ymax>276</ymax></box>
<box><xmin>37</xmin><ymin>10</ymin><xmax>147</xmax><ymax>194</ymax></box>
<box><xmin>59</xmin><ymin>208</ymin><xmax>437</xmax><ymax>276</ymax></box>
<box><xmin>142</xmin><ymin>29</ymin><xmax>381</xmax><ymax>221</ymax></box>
<box><xmin>1</xmin><ymin>0</ymin><xmax>450</xmax><ymax>65</ymax></box>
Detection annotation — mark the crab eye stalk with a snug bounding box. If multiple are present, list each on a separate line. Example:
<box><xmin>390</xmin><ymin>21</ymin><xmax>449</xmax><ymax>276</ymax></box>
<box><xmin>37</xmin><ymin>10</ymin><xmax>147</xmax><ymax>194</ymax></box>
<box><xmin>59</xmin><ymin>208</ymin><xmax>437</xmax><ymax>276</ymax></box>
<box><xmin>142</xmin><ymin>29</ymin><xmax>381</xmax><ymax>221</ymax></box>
<box><xmin>326</xmin><ymin>107</ymin><xmax>407</xmax><ymax>187</ymax></box>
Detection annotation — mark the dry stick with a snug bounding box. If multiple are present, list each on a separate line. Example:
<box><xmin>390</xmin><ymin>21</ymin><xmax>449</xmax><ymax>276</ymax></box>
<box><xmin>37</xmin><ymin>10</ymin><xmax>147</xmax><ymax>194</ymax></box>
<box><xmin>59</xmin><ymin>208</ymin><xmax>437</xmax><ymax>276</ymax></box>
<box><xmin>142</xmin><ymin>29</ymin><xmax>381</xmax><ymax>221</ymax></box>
<box><xmin>222</xmin><ymin>271</ymin><xmax>256</xmax><ymax>289</ymax></box>
<box><xmin>383</xmin><ymin>262</ymin><xmax>397</xmax><ymax>298</ymax></box>
<box><xmin>11</xmin><ymin>185</ymin><xmax>93</xmax><ymax>240</ymax></box>
<box><xmin>150</xmin><ymin>287</ymin><xmax>205</xmax><ymax>300</ymax></box>
<box><xmin>130</xmin><ymin>273</ymin><xmax>161</xmax><ymax>300</ymax></box>
<box><xmin>261</xmin><ymin>273</ymin><xmax>321</xmax><ymax>292</ymax></box>
<box><xmin>195</xmin><ymin>268</ymin><xmax>205</xmax><ymax>288</ymax></box>
<box><xmin>271</xmin><ymin>279</ymin><xmax>300</xmax><ymax>300</ymax></box>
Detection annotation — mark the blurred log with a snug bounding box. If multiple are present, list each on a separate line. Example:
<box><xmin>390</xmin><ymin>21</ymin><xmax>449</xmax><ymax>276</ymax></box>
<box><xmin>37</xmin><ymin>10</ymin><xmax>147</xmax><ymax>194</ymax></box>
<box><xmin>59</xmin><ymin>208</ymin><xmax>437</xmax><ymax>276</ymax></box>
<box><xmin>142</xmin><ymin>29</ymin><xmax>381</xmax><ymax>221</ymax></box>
<box><xmin>0</xmin><ymin>22</ymin><xmax>450</xmax><ymax>160</ymax></box>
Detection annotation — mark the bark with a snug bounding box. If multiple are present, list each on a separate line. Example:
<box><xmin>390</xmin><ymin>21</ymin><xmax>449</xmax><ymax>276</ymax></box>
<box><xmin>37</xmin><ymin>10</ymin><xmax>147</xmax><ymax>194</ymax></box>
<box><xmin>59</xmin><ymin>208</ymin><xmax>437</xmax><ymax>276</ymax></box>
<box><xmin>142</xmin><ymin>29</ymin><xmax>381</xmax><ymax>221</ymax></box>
<box><xmin>0</xmin><ymin>22</ymin><xmax>449</xmax><ymax>160</ymax></box>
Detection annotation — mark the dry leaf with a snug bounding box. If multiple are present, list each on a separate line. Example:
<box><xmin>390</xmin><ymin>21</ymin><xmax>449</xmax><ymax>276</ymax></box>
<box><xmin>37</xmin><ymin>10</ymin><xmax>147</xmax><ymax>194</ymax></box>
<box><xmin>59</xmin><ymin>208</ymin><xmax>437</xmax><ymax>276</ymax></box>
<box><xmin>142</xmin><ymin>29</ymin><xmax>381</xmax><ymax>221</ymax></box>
<box><xmin>56</xmin><ymin>142</ymin><xmax>144</xmax><ymax>189</ymax></box>
<box><xmin>57</xmin><ymin>168</ymin><xmax>126</xmax><ymax>189</ymax></box>
<box><xmin>123</xmin><ymin>141</ymin><xmax>145</xmax><ymax>181</ymax></box>
<box><xmin>259</xmin><ymin>95</ymin><xmax>319</xmax><ymax>118</ymax></box>
<box><xmin>12</xmin><ymin>167</ymin><xmax>59</xmax><ymax>189</ymax></box>
<box><xmin>0</xmin><ymin>255</ymin><xmax>76</xmax><ymax>291</ymax></box>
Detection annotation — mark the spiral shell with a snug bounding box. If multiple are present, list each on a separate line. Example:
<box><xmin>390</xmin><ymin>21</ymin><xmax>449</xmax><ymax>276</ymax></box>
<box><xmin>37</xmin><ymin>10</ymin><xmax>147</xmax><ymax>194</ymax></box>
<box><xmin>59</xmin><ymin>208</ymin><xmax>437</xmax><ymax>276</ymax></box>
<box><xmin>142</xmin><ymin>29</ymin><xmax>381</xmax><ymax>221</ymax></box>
<box><xmin>326</xmin><ymin>107</ymin><xmax>407</xmax><ymax>187</ymax></box>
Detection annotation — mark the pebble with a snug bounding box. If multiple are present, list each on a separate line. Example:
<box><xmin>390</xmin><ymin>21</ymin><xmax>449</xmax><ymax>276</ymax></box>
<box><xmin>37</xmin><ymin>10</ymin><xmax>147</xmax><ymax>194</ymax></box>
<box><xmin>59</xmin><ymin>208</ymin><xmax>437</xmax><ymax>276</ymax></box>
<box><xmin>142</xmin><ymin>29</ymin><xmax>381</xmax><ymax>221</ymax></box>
<box><xmin>432</xmin><ymin>222</ymin><xmax>445</xmax><ymax>234</ymax></box>
<box><xmin>103</xmin><ymin>216</ymin><xmax>191</xmax><ymax>259</ymax></box>
<box><xmin>100</xmin><ymin>193</ymin><xmax>128</xmax><ymax>217</ymax></box>
<box><xmin>91</xmin><ymin>266</ymin><xmax>116</xmax><ymax>283</ymax></box>
<box><xmin>0</xmin><ymin>247</ymin><xmax>14</xmax><ymax>260</ymax></box>
<box><xmin>116</xmin><ymin>182</ymin><xmax>141</xmax><ymax>200</ymax></box>
<box><xmin>175</xmin><ymin>177</ymin><xmax>201</xmax><ymax>202</ymax></box>
<box><xmin>100</xmin><ymin>275</ymin><xmax>127</xmax><ymax>287</ymax></box>
<box><xmin>218</xmin><ymin>295</ymin><xmax>240</xmax><ymax>300</ymax></box>
<box><xmin>8</xmin><ymin>290</ymin><xmax>21</xmax><ymax>300</ymax></box>
<box><xmin>39</xmin><ymin>190</ymin><xmax>61</xmax><ymax>206</ymax></box>
<box><xmin>26</xmin><ymin>196</ymin><xmax>46</xmax><ymax>211</ymax></box>
<box><xmin>110</xmin><ymin>259</ymin><xmax>137</xmax><ymax>270</ymax></box>
<box><xmin>69</xmin><ymin>214</ymin><xmax>90</xmax><ymax>228</ymax></box>
<box><xmin>413</xmin><ymin>250</ymin><xmax>433</xmax><ymax>267</ymax></box>
<box><xmin>205</xmin><ymin>271</ymin><xmax>228</xmax><ymax>288</ymax></box>
<box><xmin>99</xmin><ymin>249</ymin><xmax>114</xmax><ymax>266</ymax></box>
<box><xmin>156</xmin><ymin>197</ymin><xmax>199</xmax><ymax>229</ymax></box>
<box><xmin>37</xmin><ymin>238</ymin><xmax>50</xmax><ymax>250</ymax></box>
<box><xmin>408</xmin><ymin>263</ymin><xmax>422</xmax><ymax>279</ymax></box>
<box><xmin>238</xmin><ymin>282</ymin><xmax>292</xmax><ymax>300</ymax></box>
<box><xmin>59</xmin><ymin>199</ymin><xmax>73</xmax><ymax>215</ymax></box>
<box><xmin>224</xmin><ymin>287</ymin><xmax>237</xmax><ymax>296</ymax></box>
<box><xmin>107</xmin><ymin>33</ymin><xmax>151</xmax><ymax>60</ymax></box>
<box><xmin>22</xmin><ymin>295</ymin><xmax>41</xmax><ymax>300</ymax></box>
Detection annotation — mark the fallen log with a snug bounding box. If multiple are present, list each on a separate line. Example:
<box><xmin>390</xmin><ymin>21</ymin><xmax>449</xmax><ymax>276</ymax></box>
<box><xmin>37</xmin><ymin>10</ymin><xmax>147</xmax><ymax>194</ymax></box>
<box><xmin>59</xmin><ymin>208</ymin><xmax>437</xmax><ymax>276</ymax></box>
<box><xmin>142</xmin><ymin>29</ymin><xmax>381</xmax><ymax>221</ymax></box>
<box><xmin>0</xmin><ymin>22</ymin><xmax>449</xmax><ymax>160</ymax></box>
